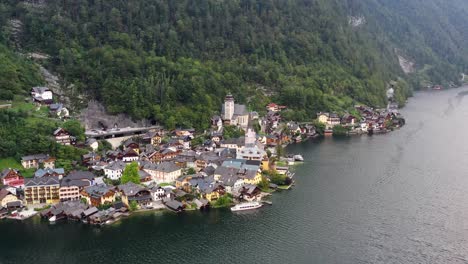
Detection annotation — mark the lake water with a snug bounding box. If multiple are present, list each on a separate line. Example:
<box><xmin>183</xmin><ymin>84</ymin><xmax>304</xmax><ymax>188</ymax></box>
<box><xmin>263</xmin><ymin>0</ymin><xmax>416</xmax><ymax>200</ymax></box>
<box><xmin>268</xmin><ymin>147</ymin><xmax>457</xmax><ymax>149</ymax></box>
<box><xmin>2</xmin><ymin>87</ymin><xmax>468</xmax><ymax>264</ymax></box>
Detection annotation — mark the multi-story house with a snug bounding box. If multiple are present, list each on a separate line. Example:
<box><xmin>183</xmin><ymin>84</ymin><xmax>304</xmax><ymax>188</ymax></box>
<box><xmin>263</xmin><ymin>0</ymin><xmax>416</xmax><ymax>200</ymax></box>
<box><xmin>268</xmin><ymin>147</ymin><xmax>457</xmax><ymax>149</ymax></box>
<box><xmin>53</xmin><ymin>127</ymin><xmax>72</xmax><ymax>145</ymax></box>
<box><xmin>0</xmin><ymin>169</ymin><xmax>25</xmax><ymax>188</ymax></box>
<box><xmin>103</xmin><ymin>161</ymin><xmax>127</xmax><ymax>180</ymax></box>
<box><xmin>81</xmin><ymin>184</ymin><xmax>116</xmax><ymax>207</ymax></box>
<box><xmin>21</xmin><ymin>154</ymin><xmax>55</xmax><ymax>169</ymax></box>
<box><xmin>24</xmin><ymin>177</ymin><xmax>60</xmax><ymax>205</ymax></box>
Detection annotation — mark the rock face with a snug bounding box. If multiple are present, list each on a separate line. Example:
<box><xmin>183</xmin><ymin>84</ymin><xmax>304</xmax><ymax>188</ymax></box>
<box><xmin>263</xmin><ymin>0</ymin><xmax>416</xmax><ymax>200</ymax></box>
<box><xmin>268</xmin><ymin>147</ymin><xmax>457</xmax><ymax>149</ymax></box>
<box><xmin>79</xmin><ymin>100</ymin><xmax>150</xmax><ymax>130</ymax></box>
<box><xmin>397</xmin><ymin>55</ymin><xmax>415</xmax><ymax>74</ymax></box>
<box><xmin>348</xmin><ymin>16</ymin><xmax>366</xmax><ymax>27</ymax></box>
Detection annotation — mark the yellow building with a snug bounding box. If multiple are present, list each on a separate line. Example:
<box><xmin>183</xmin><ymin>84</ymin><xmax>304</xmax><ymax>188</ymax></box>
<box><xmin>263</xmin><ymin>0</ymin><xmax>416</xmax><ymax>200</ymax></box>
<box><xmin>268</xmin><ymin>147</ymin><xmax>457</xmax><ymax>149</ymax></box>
<box><xmin>317</xmin><ymin>112</ymin><xmax>329</xmax><ymax>124</ymax></box>
<box><xmin>24</xmin><ymin>177</ymin><xmax>60</xmax><ymax>205</ymax></box>
<box><xmin>261</xmin><ymin>158</ymin><xmax>270</xmax><ymax>171</ymax></box>
<box><xmin>0</xmin><ymin>189</ymin><xmax>21</xmax><ymax>207</ymax></box>
<box><xmin>201</xmin><ymin>184</ymin><xmax>225</xmax><ymax>202</ymax></box>
<box><xmin>243</xmin><ymin>171</ymin><xmax>262</xmax><ymax>185</ymax></box>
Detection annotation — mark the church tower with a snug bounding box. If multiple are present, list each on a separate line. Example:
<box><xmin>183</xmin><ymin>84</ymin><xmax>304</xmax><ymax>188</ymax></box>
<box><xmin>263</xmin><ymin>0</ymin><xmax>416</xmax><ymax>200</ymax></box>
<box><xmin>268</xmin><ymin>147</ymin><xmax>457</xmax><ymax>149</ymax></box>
<box><xmin>224</xmin><ymin>93</ymin><xmax>235</xmax><ymax>121</ymax></box>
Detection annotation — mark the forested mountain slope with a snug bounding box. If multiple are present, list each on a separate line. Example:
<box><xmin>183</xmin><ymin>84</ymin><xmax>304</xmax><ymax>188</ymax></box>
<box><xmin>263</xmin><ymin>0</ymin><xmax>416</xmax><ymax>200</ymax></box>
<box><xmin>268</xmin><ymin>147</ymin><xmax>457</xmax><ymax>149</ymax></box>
<box><xmin>0</xmin><ymin>0</ymin><xmax>467</xmax><ymax>129</ymax></box>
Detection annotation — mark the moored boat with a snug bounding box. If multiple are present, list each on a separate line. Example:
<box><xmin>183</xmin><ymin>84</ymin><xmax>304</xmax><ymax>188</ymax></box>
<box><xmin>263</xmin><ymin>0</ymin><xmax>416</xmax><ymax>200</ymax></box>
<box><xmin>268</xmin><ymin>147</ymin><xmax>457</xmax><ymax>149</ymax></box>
<box><xmin>230</xmin><ymin>201</ymin><xmax>262</xmax><ymax>212</ymax></box>
<box><xmin>293</xmin><ymin>155</ymin><xmax>304</xmax><ymax>161</ymax></box>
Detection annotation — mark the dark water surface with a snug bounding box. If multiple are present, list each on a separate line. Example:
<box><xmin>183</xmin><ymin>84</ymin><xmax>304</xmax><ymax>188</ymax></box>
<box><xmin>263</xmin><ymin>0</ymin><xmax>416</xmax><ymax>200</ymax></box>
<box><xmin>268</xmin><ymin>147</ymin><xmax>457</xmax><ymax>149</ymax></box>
<box><xmin>2</xmin><ymin>87</ymin><xmax>468</xmax><ymax>264</ymax></box>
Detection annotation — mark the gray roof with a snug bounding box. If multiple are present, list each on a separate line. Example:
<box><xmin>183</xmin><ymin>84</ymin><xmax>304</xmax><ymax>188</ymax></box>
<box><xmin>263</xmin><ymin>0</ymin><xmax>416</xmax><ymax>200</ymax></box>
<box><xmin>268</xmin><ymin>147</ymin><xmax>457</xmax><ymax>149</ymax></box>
<box><xmin>53</xmin><ymin>127</ymin><xmax>68</xmax><ymax>136</ymax></box>
<box><xmin>82</xmin><ymin>207</ymin><xmax>99</xmax><ymax>217</ymax></box>
<box><xmin>67</xmin><ymin>171</ymin><xmax>95</xmax><ymax>181</ymax></box>
<box><xmin>25</xmin><ymin>176</ymin><xmax>60</xmax><ymax>187</ymax></box>
<box><xmin>105</xmin><ymin>161</ymin><xmax>126</xmax><ymax>171</ymax></box>
<box><xmin>60</xmin><ymin>178</ymin><xmax>91</xmax><ymax>188</ymax></box>
<box><xmin>0</xmin><ymin>188</ymin><xmax>13</xmax><ymax>201</ymax></box>
<box><xmin>83</xmin><ymin>184</ymin><xmax>114</xmax><ymax>199</ymax></box>
<box><xmin>138</xmin><ymin>170</ymin><xmax>151</xmax><ymax>179</ymax></box>
<box><xmin>165</xmin><ymin>200</ymin><xmax>183</xmax><ymax>210</ymax></box>
<box><xmin>1</xmin><ymin>169</ymin><xmax>19</xmax><ymax>179</ymax></box>
<box><xmin>118</xmin><ymin>182</ymin><xmax>146</xmax><ymax>196</ymax></box>
<box><xmin>156</xmin><ymin>162</ymin><xmax>180</xmax><ymax>173</ymax></box>
<box><xmin>31</xmin><ymin>86</ymin><xmax>50</xmax><ymax>94</ymax></box>
<box><xmin>34</xmin><ymin>168</ymin><xmax>65</xmax><ymax>178</ymax></box>
<box><xmin>49</xmin><ymin>103</ymin><xmax>63</xmax><ymax>111</ymax></box>
<box><xmin>21</xmin><ymin>154</ymin><xmax>49</xmax><ymax>161</ymax></box>
<box><xmin>143</xmin><ymin>162</ymin><xmax>159</xmax><ymax>170</ymax></box>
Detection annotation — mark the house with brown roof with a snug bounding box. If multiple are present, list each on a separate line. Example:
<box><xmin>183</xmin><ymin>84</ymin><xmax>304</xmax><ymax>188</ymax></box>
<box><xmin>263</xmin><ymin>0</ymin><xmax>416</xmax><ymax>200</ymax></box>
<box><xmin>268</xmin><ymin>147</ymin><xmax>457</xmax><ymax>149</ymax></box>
<box><xmin>1</xmin><ymin>169</ymin><xmax>24</xmax><ymax>188</ymax></box>
<box><xmin>53</xmin><ymin>127</ymin><xmax>73</xmax><ymax>145</ymax></box>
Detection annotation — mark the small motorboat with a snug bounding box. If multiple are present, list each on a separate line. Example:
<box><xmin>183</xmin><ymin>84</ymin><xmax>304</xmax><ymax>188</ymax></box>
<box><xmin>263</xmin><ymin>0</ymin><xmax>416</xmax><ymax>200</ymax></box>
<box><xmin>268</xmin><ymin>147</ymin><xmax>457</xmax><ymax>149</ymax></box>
<box><xmin>293</xmin><ymin>155</ymin><xmax>304</xmax><ymax>161</ymax></box>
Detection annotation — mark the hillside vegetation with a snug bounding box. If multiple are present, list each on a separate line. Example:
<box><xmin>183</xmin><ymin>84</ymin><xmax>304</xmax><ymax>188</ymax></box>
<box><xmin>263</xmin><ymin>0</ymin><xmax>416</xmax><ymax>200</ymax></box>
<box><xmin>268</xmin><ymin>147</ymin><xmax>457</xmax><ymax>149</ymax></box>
<box><xmin>0</xmin><ymin>0</ymin><xmax>467</xmax><ymax>130</ymax></box>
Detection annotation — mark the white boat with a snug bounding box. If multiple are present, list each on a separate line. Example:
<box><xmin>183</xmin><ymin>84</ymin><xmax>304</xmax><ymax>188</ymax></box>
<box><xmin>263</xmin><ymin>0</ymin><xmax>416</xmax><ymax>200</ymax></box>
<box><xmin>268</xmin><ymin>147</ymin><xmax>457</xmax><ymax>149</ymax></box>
<box><xmin>230</xmin><ymin>202</ymin><xmax>262</xmax><ymax>212</ymax></box>
<box><xmin>293</xmin><ymin>155</ymin><xmax>304</xmax><ymax>161</ymax></box>
<box><xmin>49</xmin><ymin>215</ymin><xmax>57</xmax><ymax>222</ymax></box>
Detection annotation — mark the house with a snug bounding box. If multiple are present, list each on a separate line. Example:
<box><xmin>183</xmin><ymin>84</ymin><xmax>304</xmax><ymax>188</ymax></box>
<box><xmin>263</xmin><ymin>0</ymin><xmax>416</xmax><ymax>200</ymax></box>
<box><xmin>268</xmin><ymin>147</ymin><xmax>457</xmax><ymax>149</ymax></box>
<box><xmin>49</xmin><ymin>103</ymin><xmax>69</xmax><ymax>119</ymax></box>
<box><xmin>341</xmin><ymin>114</ymin><xmax>357</xmax><ymax>126</ymax></box>
<box><xmin>82</xmin><ymin>152</ymin><xmax>101</xmax><ymax>167</ymax></box>
<box><xmin>236</xmin><ymin>129</ymin><xmax>266</xmax><ymax>161</ymax></box>
<box><xmin>138</xmin><ymin>170</ymin><xmax>154</xmax><ymax>185</ymax></box>
<box><xmin>214</xmin><ymin>166</ymin><xmax>245</xmax><ymax>194</ymax></box>
<box><xmin>59</xmin><ymin>178</ymin><xmax>90</xmax><ymax>202</ymax></box>
<box><xmin>147</xmin><ymin>148</ymin><xmax>180</xmax><ymax>162</ymax></box>
<box><xmin>104</xmin><ymin>161</ymin><xmax>127</xmax><ymax>180</ymax></box>
<box><xmin>200</xmin><ymin>183</ymin><xmax>226</xmax><ymax>202</ymax></box>
<box><xmin>21</xmin><ymin>154</ymin><xmax>55</xmax><ymax>169</ymax></box>
<box><xmin>122</xmin><ymin>148</ymin><xmax>139</xmax><ymax>162</ymax></box>
<box><xmin>220</xmin><ymin>137</ymin><xmax>245</xmax><ymax>150</ymax></box>
<box><xmin>193</xmin><ymin>198</ymin><xmax>210</xmax><ymax>210</ymax></box>
<box><xmin>67</xmin><ymin>171</ymin><xmax>95</xmax><ymax>185</ymax></box>
<box><xmin>24</xmin><ymin>176</ymin><xmax>60</xmax><ymax>205</ymax></box>
<box><xmin>150</xmin><ymin>185</ymin><xmax>166</xmax><ymax>201</ymax></box>
<box><xmin>211</xmin><ymin>115</ymin><xmax>223</xmax><ymax>131</ymax></box>
<box><xmin>118</xmin><ymin>182</ymin><xmax>152</xmax><ymax>208</ymax></box>
<box><xmin>81</xmin><ymin>207</ymin><xmax>99</xmax><ymax>219</ymax></box>
<box><xmin>34</xmin><ymin>168</ymin><xmax>65</xmax><ymax>180</ymax></box>
<box><xmin>165</xmin><ymin>200</ymin><xmax>184</xmax><ymax>212</ymax></box>
<box><xmin>0</xmin><ymin>187</ymin><xmax>22</xmax><ymax>208</ymax></box>
<box><xmin>222</xmin><ymin>94</ymin><xmax>250</xmax><ymax>129</ymax></box>
<box><xmin>142</xmin><ymin>131</ymin><xmax>163</xmax><ymax>145</ymax></box>
<box><xmin>53</xmin><ymin>127</ymin><xmax>73</xmax><ymax>145</ymax></box>
<box><xmin>81</xmin><ymin>184</ymin><xmax>116</xmax><ymax>207</ymax></box>
<box><xmin>266</xmin><ymin>103</ymin><xmax>279</xmax><ymax>112</ymax></box>
<box><xmin>124</xmin><ymin>140</ymin><xmax>140</xmax><ymax>154</ymax></box>
<box><xmin>266</xmin><ymin>103</ymin><xmax>287</xmax><ymax>112</ymax></box>
<box><xmin>317</xmin><ymin>112</ymin><xmax>330</xmax><ymax>124</ymax></box>
<box><xmin>86</xmin><ymin>138</ymin><xmax>99</xmax><ymax>151</ymax></box>
<box><xmin>240</xmin><ymin>184</ymin><xmax>261</xmax><ymax>201</ymax></box>
<box><xmin>144</xmin><ymin>162</ymin><xmax>182</xmax><ymax>183</ymax></box>
<box><xmin>1</xmin><ymin>169</ymin><xmax>24</xmax><ymax>188</ymax></box>
<box><xmin>317</xmin><ymin>112</ymin><xmax>340</xmax><ymax>128</ymax></box>
<box><xmin>31</xmin><ymin>86</ymin><xmax>53</xmax><ymax>104</ymax></box>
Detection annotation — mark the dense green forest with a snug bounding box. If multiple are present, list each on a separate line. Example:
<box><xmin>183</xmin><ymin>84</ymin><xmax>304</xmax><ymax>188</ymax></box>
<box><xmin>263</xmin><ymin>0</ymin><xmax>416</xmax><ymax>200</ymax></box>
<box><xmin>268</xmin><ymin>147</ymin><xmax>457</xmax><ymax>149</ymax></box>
<box><xmin>0</xmin><ymin>44</ymin><xmax>42</xmax><ymax>100</ymax></box>
<box><xmin>0</xmin><ymin>0</ymin><xmax>467</xmax><ymax>131</ymax></box>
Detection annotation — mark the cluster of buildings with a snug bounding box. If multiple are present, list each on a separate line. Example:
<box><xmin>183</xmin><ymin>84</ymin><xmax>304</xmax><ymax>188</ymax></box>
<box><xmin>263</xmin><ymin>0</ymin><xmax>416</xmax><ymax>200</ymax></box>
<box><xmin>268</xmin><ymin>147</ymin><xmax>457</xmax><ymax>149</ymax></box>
<box><xmin>31</xmin><ymin>86</ymin><xmax>69</xmax><ymax>118</ymax></box>
<box><xmin>316</xmin><ymin>104</ymin><xmax>404</xmax><ymax>135</ymax></box>
<box><xmin>1</xmin><ymin>91</ymin><xmax>405</xmax><ymax>223</ymax></box>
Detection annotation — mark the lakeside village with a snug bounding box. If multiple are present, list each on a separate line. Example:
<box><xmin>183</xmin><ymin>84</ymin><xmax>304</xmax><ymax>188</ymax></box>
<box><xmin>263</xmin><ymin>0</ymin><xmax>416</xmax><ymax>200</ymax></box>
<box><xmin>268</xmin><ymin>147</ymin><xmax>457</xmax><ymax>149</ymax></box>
<box><xmin>0</xmin><ymin>87</ymin><xmax>405</xmax><ymax>225</ymax></box>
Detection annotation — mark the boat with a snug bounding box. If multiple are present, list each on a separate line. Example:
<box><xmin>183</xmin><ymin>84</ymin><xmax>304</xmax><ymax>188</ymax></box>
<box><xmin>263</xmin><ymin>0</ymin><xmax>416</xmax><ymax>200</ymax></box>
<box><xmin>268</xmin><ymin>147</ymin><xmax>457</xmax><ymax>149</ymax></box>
<box><xmin>293</xmin><ymin>155</ymin><xmax>304</xmax><ymax>162</ymax></box>
<box><xmin>49</xmin><ymin>215</ymin><xmax>57</xmax><ymax>222</ymax></box>
<box><xmin>230</xmin><ymin>201</ymin><xmax>262</xmax><ymax>212</ymax></box>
